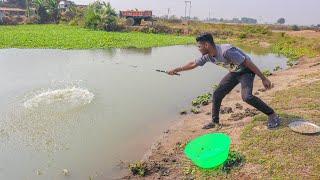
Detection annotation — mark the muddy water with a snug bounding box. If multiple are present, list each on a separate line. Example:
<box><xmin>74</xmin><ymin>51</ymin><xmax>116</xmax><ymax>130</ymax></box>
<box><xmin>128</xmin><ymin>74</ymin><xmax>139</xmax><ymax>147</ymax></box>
<box><xmin>0</xmin><ymin>46</ymin><xmax>287</xmax><ymax>179</ymax></box>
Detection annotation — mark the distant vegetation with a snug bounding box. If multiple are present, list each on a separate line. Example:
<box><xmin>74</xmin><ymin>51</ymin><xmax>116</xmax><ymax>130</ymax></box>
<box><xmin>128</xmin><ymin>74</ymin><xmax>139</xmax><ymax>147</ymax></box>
<box><xmin>277</xmin><ymin>18</ymin><xmax>285</xmax><ymax>25</ymax></box>
<box><xmin>0</xmin><ymin>25</ymin><xmax>194</xmax><ymax>49</ymax></box>
<box><xmin>205</xmin><ymin>17</ymin><xmax>258</xmax><ymax>24</ymax></box>
<box><xmin>1</xmin><ymin>0</ymin><xmax>319</xmax><ymax>62</ymax></box>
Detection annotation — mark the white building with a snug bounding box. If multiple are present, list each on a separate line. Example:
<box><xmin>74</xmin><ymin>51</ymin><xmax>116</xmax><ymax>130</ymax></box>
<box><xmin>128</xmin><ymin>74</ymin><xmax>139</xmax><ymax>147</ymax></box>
<box><xmin>59</xmin><ymin>0</ymin><xmax>74</xmax><ymax>10</ymax></box>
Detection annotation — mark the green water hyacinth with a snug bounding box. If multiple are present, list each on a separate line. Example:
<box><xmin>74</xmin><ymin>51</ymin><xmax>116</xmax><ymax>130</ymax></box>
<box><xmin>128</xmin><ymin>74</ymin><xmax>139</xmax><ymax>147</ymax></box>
<box><xmin>192</xmin><ymin>92</ymin><xmax>212</xmax><ymax>106</ymax></box>
<box><xmin>0</xmin><ymin>25</ymin><xmax>194</xmax><ymax>49</ymax></box>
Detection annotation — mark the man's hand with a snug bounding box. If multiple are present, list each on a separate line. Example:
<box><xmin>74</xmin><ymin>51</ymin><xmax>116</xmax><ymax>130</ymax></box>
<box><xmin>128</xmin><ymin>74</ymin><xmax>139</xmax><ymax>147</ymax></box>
<box><xmin>243</xmin><ymin>59</ymin><xmax>273</xmax><ymax>90</ymax></box>
<box><xmin>167</xmin><ymin>61</ymin><xmax>198</xmax><ymax>76</ymax></box>
<box><xmin>262</xmin><ymin>78</ymin><xmax>272</xmax><ymax>89</ymax></box>
<box><xmin>168</xmin><ymin>69</ymin><xmax>180</xmax><ymax>75</ymax></box>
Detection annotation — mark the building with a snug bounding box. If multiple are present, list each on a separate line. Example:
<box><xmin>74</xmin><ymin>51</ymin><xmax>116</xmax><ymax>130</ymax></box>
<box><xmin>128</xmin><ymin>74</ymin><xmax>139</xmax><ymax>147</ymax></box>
<box><xmin>59</xmin><ymin>0</ymin><xmax>74</xmax><ymax>11</ymax></box>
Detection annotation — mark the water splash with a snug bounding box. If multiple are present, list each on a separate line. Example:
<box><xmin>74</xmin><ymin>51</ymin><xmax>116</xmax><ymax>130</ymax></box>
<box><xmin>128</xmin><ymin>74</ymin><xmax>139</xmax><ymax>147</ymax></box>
<box><xmin>0</xmin><ymin>87</ymin><xmax>95</xmax><ymax>152</ymax></box>
<box><xmin>23</xmin><ymin>87</ymin><xmax>94</xmax><ymax>112</ymax></box>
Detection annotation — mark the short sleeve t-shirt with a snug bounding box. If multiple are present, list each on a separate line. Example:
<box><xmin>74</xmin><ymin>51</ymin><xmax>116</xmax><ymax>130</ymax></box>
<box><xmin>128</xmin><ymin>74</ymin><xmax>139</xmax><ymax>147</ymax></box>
<box><xmin>195</xmin><ymin>44</ymin><xmax>252</xmax><ymax>73</ymax></box>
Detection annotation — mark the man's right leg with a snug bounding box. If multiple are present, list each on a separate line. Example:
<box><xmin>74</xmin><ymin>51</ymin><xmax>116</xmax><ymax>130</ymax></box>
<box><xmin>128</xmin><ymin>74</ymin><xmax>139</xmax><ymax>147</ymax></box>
<box><xmin>203</xmin><ymin>73</ymin><xmax>239</xmax><ymax>129</ymax></box>
<box><xmin>239</xmin><ymin>73</ymin><xmax>281</xmax><ymax>129</ymax></box>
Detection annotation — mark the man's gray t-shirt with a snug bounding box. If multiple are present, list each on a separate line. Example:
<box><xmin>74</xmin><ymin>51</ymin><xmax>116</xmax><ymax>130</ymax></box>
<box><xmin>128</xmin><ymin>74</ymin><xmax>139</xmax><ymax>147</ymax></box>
<box><xmin>195</xmin><ymin>44</ymin><xmax>251</xmax><ymax>73</ymax></box>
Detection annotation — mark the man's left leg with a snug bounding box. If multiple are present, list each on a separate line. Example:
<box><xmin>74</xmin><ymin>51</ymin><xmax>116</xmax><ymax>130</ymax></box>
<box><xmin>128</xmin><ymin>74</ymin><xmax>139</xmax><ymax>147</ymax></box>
<box><xmin>239</xmin><ymin>73</ymin><xmax>281</xmax><ymax>129</ymax></box>
<box><xmin>202</xmin><ymin>72</ymin><xmax>239</xmax><ymax>129</ymax></box>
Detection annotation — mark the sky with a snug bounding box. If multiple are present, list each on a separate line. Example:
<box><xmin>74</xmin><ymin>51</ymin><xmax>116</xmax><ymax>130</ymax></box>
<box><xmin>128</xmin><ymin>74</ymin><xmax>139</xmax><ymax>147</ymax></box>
<box><xmin>73</xmin><ymin>0</ymin><xmax>320</xmax><ymax>25</ymax></box>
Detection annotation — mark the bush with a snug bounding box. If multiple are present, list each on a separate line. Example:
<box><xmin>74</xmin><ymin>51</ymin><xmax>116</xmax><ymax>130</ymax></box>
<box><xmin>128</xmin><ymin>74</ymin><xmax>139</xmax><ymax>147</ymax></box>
<box><xmin>1</xmin><ymin>16</ymin><xmax>18</xmax><ymax>25</ymax></box>
<box><xmin>262</xmin><ymin>70</ymin><xmax>272</xmax><ymax>77</ymax></box>
<box><xmin>151</xmin><ymin>24</ymin><xmax>174</xmax><ymax>33</ymax></box>
<box><xmin>222</xmin><ymin>151</ymin><xmax>245</xmax><ymax>173</ymax></box>
<box><xmin>60</xmin><ymin>10</ymin><xmax>76</xmax><ymax>22</ymax></box>
<box><xmin>129</xmin><ymin>161</ymin><xmax>147</xmax><ymax>176</ymax></box>
<box><xmin>25</xmin><ymin>16</ymin><xmax>39</xmax><ymax>24</ymax></box>
<box><xmin>65</xmin><ymin>7</ymin><xmax>86</xmax><ymax>27</ymax></box>
<box><xmin>245</xmin><ymin>25</ymin><xmax>270</xmax><ymax>35</ymax></box>
<box><xmin>291</xmin><ymin>25</ymin><xmax>300</xmax><ymax>31</ymax></box>
<box><xmin>239</xmin><ymin>32</ymin><xmax>247</xmax><ymax>39</ymax></box>
<box><xmin>287</xmin><ymin>60</ymin><xmax>298</xmax><ymax>67</ymax></box>
<box><xmin>192</xmin><ymin>93</ymin><xmax>212</xmax><ymax>106</ymax></box>
<box><xmin>191</xmin><ymin>108</ymin><xmax>201</xmax><ymax>114</ymax></box>
<box><xmin>128</xmin><ymin>24</ymin><xmax>174</xmax><ymax>34</ymax></box>
<box><xmin>15</xmin><ymin>15</ymin><xmax>26</xmax><ymax>24</ymax></box>
<box><xmin>273</xmin><ymin>65</ymin><xmax>282</xmax><ymax>71</ymax></box>
<box><xmin>37</xmin><ymin>5</ymin><xmax>49</xmax><ymax>23</ymax></box>
<box><xmin>84</xmin><ymin>1</ymin><xmax>117</xmax><ymax>31</ymax></box>
<box><xmin>167</xmin><ymin>18</ymin><xmax>182</xmax><ymax>24</ymax></box>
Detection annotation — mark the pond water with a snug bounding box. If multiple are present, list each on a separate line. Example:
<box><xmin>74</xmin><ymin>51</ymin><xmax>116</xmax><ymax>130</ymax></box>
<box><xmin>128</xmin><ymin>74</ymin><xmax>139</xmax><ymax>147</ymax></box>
<box><xmin>0</xmin><ymin>45</ymin><xmax>287</xmax><ymax>179</ymax></box>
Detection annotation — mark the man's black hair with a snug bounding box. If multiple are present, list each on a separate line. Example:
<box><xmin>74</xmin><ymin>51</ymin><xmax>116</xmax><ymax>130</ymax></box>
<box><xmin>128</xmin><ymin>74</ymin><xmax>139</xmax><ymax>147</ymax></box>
<box><xmin>196</xmin><ymin>33</ymin><xmax>216</xmax><ymax>47</ymax></box>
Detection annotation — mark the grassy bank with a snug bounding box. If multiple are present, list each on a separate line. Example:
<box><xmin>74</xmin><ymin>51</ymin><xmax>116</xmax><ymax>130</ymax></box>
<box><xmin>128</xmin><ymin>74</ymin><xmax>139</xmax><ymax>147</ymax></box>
<box><xmin>239</xmin><ymin>72</ymin><xmax>320</xmax><ymax>179</ymax></box>
<box><xmin>272</xmin><ymin>35</ymin><xmax>319</xmax><ymax>60</ymax></box>
<box><xmin>160</xmin><ymin>20</ymin><xmax>320</xmax><ymax>58</ymax></box>
<box><xmin>119</xmin><ymin>21</ymin><xmax>320</xmax><ymax>179</ymax></box>
<box><xmin>157</xmin><ymin>66</ymin><xmax>320</xmax><ymax>179</ymax></box>
<box><xmin>1</xmin><ymin>23</ymin><xmax>319</xmax><ymax>62</ymax></box>
<box><xmin>0</xmin><ymin>24</ymin><xmax>195</xmax><ymax>49</ymax></box>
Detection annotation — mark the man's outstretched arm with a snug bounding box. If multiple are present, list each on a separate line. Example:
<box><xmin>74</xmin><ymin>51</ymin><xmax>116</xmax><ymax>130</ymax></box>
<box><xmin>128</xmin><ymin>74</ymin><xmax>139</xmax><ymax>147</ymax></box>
<box><xmin>243</xmin><ymin>59</ymin><xmax>272</xmax><ymax>89</ymax></box>
<box><xmin>168</xmin><ymin>61</ymin><xmax>198</xmax><ymax>75</ymax></box>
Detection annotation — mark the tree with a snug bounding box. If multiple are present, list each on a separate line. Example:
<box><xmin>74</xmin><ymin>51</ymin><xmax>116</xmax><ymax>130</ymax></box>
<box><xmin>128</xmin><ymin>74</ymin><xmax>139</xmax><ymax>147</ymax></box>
<box><xmin>46</xmin><ymin>0</ymin><xmax>60</xmax><ymax>23</ymax></box>
<box><xmin>291</xmin><ymin>25</ymin><xmax>300</xmax><ymax>31</ymax></box>
<box><xmin>103</xmin><ymin>1</ymin><xmax>117</xmax><ymax>29</ymax></box>
<box><xmin>85</xmin><ymin>1</ymin><xmax>117</xmax><ymax>30</ymax></box>
<box><xmin>25</xmin><ymin>0</ymin><xmax>32</xmax><ymax>17</ymax></box>
<box><xmin>277</xmin><ymin>18</ymin><xmax>285</xmax><ymax>24</ymax></box>
<box><xmin>241</xmin><ymin>17</ymin><xmax>257</xmax><ymax>24</ymax></box>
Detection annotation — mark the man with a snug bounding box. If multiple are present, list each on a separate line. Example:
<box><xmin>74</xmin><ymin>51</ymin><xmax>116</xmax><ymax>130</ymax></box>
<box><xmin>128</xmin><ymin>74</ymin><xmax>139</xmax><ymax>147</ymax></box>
<box><xmin>168</xmin><ymin>33</ymin><xmax>281</xmax><ymax>129</ymax></box>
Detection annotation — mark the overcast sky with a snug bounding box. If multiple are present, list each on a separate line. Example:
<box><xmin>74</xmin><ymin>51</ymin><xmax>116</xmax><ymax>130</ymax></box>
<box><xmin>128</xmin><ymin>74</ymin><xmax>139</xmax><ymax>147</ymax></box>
<box><xmin>73</xmin><ymin>0</ymin><xmax>320</xmax><ymax>25</ymax></box>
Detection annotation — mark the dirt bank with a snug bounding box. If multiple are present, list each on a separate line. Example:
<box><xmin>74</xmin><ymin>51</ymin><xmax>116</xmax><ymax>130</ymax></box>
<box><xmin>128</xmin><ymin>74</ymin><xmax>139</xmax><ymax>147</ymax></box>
<box><xmin>122</xmin><ymin>56</ymin><xmax>320</xmax><ymax>179</ymax></box>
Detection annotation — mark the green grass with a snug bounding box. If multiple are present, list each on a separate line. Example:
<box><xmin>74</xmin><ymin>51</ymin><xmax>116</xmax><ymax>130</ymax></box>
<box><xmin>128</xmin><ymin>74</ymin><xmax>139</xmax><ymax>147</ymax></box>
<box><xmin>1</xmin><ymin>24</ymin><xmax>319</xmax><ymax>62</ymax></box>
<box><xmin>0</xmin><ymin>24</ymin><xmax>195</xmax><ymax>49</ymax></box>
<box><xmin>272</xmin><ymin>36</ymin><xmax>319</xmax><ymax>60</ymax></box>
<box><xmin>129</xmin><ymin>161</ymin><xmax>147</xmax><ymax>176</ymax></box>
<box><xmin>238</xmin><ymin>79</ymin><xmax>320</xmax><ymax>179</ymax></box>
<box><xmin>178</xmin><ymin>70</ymin><xmax>320</xmax><ymax>180</ymax></box>
<box><xmin>181</xmin><ymin>150</ymin><xmax>246</xmax><ymax>179</ymax></box>
<box><xmin>272</xmin><ymin>81</ymin><xmax>320</xmax><ymax>113</ymax></box>
<box><xmin>183</xmin><ymin>72</ymin><xmax>320</xmax><ymax>179</ymax></box>
<box><xmin>191</xmin><ymin>92</ymin><xmax>212</xmax><ymax>106</ymax></box>
<box><xmin>162</xmin><ymin>20</ymin><xmax>320</xmax><ymax>60</ymax></box>
<box><xmin>179</xmin><ymin>79</ymin><xmax>320</xmax><ymax>179</ymax></box>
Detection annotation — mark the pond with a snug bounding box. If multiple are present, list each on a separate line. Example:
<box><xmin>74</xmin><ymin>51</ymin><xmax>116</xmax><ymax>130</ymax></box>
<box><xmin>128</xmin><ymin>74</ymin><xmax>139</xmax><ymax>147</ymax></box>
<box><xmin>0</xmin><ymin>45</ymin><xmax>287</xmax><ymax>179</ymax></box>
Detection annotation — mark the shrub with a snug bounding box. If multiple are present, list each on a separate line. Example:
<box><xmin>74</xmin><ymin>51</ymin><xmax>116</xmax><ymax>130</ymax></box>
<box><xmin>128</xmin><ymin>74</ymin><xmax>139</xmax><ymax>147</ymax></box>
<box><xmin>239</xmin><ymin>32</ymin><xmax>247</xmax><ymax>39</ymax></box>
<box><xmin>222</xmin><ymin>151</ymin><xmax>245</xmax><ymax>173</ymax></box>
<box><xmin>129</xmin><ymin>161</ymin><xmax>147</xmax><ymax>176</ymax></box>
<box><xmin>192</xmin><ymin>93</ymin><xmax>212</xmax><ymax>106</ymax></box>
<box><xmin>245</xmin><ymin>25</ymin><xmax>270</xmax><ymax>35</ymax></box>
<box><xmin>291</xmin><ymin>25</ymin><xmax>300</xmax><ymax>31</ymax></box>
<box><xmin>262</xmin><ymin>70</ymin><xmax>272</xmax><ymax>77</ymax></box>
<box><xmin>84</xmin><ymin>1</ymin><xmax>117</xmax><ymax>31</ymax></box>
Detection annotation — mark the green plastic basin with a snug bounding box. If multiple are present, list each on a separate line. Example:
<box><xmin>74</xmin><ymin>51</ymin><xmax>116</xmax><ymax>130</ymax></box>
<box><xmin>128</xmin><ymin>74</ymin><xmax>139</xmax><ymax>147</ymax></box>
<box><xmin>184</xmin><ymin>133</ymin><xmax>231</xmax><ymax>169</ymax></box>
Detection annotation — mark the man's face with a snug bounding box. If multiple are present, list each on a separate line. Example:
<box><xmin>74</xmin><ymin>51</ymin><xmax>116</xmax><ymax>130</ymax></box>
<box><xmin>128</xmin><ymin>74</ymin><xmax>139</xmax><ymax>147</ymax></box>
<box><xmin>197</xmin><ymin>42</ymin><xmax>209</xmax><ymax>55</ymax></box>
